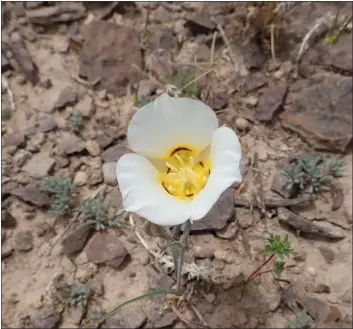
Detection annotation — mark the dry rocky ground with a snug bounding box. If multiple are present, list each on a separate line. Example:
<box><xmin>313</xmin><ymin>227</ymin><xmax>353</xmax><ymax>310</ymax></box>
<box><xmin>1</xmin><ymin>2</ymin><xmax>352</xmax><ymax>328</ymax></box>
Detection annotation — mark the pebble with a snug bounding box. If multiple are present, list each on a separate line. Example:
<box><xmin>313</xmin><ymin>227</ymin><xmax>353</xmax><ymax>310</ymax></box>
<box><xmin>319</xmin><ymin>245</ymin><xmax>335</xmax><ymax>264</ymax></box>
<box><xmin>307</xmin><ymin>266</ymin><xmax>317</xmax><ymax>277</ymax></box>
<box><xmin>12</xmin><ymin>149</ymin><xmax>31</xmax><ymax>167</ymax></box>
<box><xmin>85</xmin><ymin>140</ymin><xmax>101</xmax><ymax>156</ymax></box>
<box><xmin>235</xmin><ymin>117</ymin><xmax>250</xmax><ymax>131</ymax></box>
<box><xmin>40</xmin><ymin>118</ymin><xmax>57</xmax><ymax>133</ymax></box>
<box><xmin>14</xmin><ymin>230</ymin><xmax>33</xmax><ymax>251</ymax></box>
<box><xmin>76</xmin><ymin>94</ymin><xmax>95</xmax><ymax>118</ymax></box>
<box><xmin>73</xmin><ymin>171</ymin><xmax>88</xmax><ymax>186</ymax></box>
<box><xmin>193</xmin><ymin>245</ymin><xmax>215</xmax><ymax>259</ymax></box>
<box><xmin>102</xmin><ymin>162</ymin><xmax>117</xmax><ymax>186</ymax></box>
<box><xmin>22</xmin><ymin>151</ymin><xmax>55</xmax><ymax>178</ymax></box>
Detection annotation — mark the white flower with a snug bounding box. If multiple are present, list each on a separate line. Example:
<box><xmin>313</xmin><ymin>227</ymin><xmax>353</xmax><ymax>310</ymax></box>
<box><xmin>116</xmin><ymin>93</ymin><xmax>242</xmax><ymax>226</ymax></box>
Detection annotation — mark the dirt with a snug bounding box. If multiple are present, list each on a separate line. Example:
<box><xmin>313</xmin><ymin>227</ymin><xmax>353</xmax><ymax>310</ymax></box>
<box><xmin>1</xmin><ymin>2</ymin><xmax>352</xmax><ymax>329</ymax></box>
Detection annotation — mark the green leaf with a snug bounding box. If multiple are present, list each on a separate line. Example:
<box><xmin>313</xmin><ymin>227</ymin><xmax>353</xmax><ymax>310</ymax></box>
<box><xmin>274</xmin><ymin>260</ymin><xmax>285</xmax><ymax>278</ymax></box>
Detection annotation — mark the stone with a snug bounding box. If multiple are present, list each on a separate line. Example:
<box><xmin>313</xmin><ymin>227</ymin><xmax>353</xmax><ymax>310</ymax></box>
<box><xmin>235</xmin><ymin>117</ymin><xmax>250</xmax><ymax>132</ymax></box>
<box><xmin>31</xmin><ymin>307</ymin><xmax>61</xmax><ymax>328</ymax></box>
<box><xmin>193</xmin><ymin>245</ymin><xmax>214</xmax><ymax>259</ymax></box>
<box><xmin>67</xmin><ymin>303</ymin><xmax>85</xmax><ymax>325</ymax></box>
<box><xmin>242</xmin><ymin>95</ymin><xmax>258</xmax><ymax>106</ymax></box>
<box><xmin>62</xmin><ymin>224</ymin><xmax>92</xmax><ymax>257</ymax></box>
<box><xmin>26</xmin><ymin>132</ymin><xmax>46</xmax><ymax>152</ymax></box>
<box><xmin>57</xmin><ymin>134</ymin><xmax>85</xmax><ymax>155</ymax></box>
<box><xmin>104</xmin><ymin>308</ymin><xmax>147</xmax><ymax>329</ymax></box>
<box><xmin>135</xmin><ymin>250</ymin><xmax>150</xmax><ymax>266</ymax></box>
<box><xmin>313</xmin><ymin>284</ymin><xmax>331</xmax><ymax>294</ymax></box>
<box><xmin>54</xmin><ymin>38</ymin><xmax>69</xmax><ymax>53</ymax></box>
<box><xmin>214</xmin><ymin>249</ymin><xmax>237</xmax><ymax>263</ymax></box>
<box><xmin>11</xmin><ymin>185</ymin><xmax>51</xmax><ymax>207</ymax></box>
<box><xmin>73</xmin><ymin>171</ymin><xmax>88</xmax><ymax>186</ymax></box>
<box><xmin>53</xmin><ymin>86</ymin><xmax>77</xmax><ymax>109</ymax></box>
<box><xmin>280</xmin><ymin>75</ymin><xmax>352</xmax><ymax>152</ymax></box>
<box><xmin>318</xmin><ymin>245</ymin><xmax>335</xmax><ymax>264</ymax></box>
<box><xmin>87</xmin><ymin>277</ymin><xmax>104</xmax><ymax>296</ymax></box>
<box><xmin>190</xmin><ymin>188</ymin><xmax>235</xmax><ymax>232</ymax></box>
<box><xmin>146</xmin><ymin>265</ymin><xmax>174</xmax><ymax>290</ymax></box>
<box><xmin>210</xmin><ymin>92</ymin><xmax>228</xmax><ymax>111</ymax></box>
<box><xmin>76</xmin><ymin>94</ymin><xmax>95</xmax><ymax>118</ymax></box>
<box><xmin>12</xmin><ymin>149</ymin><xmax>31</xmax><ymax>167</ymax></box>
<box><xmin>5</xmin><ymin>133</ymin><xmax>25</xmax><ymax>147</ymax></box>
<box><xmin>22</xmin><ymin>152</ymin><xmax>55</xmax><ymax>178</ymax></box>
<box><xmin>85</xmin><ymin>140</ymin><xmax>101</xmax><ymax>156</ymax></box>
<box><xmin>101</xmin><ymin>144</ymin><xmax>130</xmax><ymax>162</ymax></box>
<box><xmin>40</xmin><ymin>118</ymin><xmax>57</xmax><ymax>133</ymax></box>
<box><xmin>2</xmin><ymin>245</ymin><xmax>14</xmax><ymax>258</ymax></box>
<box><xmin>14</xmin><ymin>230</ymin><xmax>33</xmax><ymax>251</ymax></box>
<box><xmin>256</xmin><ymin>83</ymin><xmax>287</xmax><ymax>122</ymax></box>
<box><xmin>2</xmin><ymin>107</ymin><xmax>11</xmax><ymax>121</ymax></box>
<box><xmin>2</xmin><ymin>210</ymin><xmax>17</xmax><ymax>229</ymax></box>
<box><xmin>215</xmin><ymin>221</ymin><xmax>238</xmax><ymax>239</ymax></box>
<box><xmin>269</xmin><ymin>294</ymin><xmax>281</xmax><ymax>312</ymax></box>
<box><xmin>149</xmin><ymin>29</ymin><xmax>178</xmax><ymax>52</ymax></box>
<box><xmin>186</xmin><ymin>12</ymin><xmax>216</xmax><ymax>35</ymax></box>
<box><xmin>79</xmin><ymin>22</ymin><xmax>142</xmax><ymax>96</ymax></box>
<box><xmin>152</xmin><ymin>312</ymin><xmax>177</xmax><ymax>328</ymax></box>
<box><xmin>84</xmin><ymin>232</ymin><xmax>129</xmax><ymax>270</ymax></box>
<box><xmin>137</xmin><ymin>80</ymin><xmax>157</xmax><ymax>100</ymax></box>
<box><xmin>102</xmin><ymin>162</ymin><xmax>117</xmax><ymax>186</ymax></box>
<box><xmin>340</xmin><ymin>288</ymin><xmax>352</xmax><ymax>304</ymax></box>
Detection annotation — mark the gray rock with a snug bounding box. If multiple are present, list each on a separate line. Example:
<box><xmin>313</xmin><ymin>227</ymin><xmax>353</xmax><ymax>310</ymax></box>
<box><xmin>76</xmin><ymin>94</ymin><xmax>95</xmax><ymax>118</ymax></box>
<box><xmin>57</xmin><ymin>134</ymin><xmax>85</xmax><ymax>155</ymax></box>
<box><xmin>186</xmin><ymin>12</ymin><xmax>216</xmax><ymax>35</ymax></box>
<box><xmin>26</xmin><ymin>132</ymin><xmax>46</xmax><ymax>152</ymax></box>
<box><xmin>104</xmin><ymin>308</ymin><xmax>147</xmax><ymax>329</ymax></box>
<box><xmin>318</xmin><ymin>245</ymin><xmax>335</xmax><ymax>264</ymax></box>
<box><xmin>53</xmin><ymin>86</ymin><xmax>77</xmax><ymax>109</ymax></box>
<box><xmin>5</xmin><ymin>133</ymin><xmax>25</xmax><ymax>147</ymax></box>
<box><xmin>87</xmin><ymin>277</ymin><xmax>104</xmax><ymax>296</ymax></box>
<box><xmin>190</xmin><ymin>188</ymin><xmax>236</xmax><ymax>232</ymax></box>
<box><xmin>235</xmin><ymin>117</ymin><xmax>250</xmax><ymax>131</ymax></box>
<box><xmin>102</xmin><ymin>162</ymin><xmax>117</xmax><ymax>186</ymax></box>
<box><xmin>40</xmin><ymin>118</ymin><xmax>57</xmax><ymax>133</ymax></box>
<box><xmin>14</xmin><ymin>230</ymin><xmax>33</xmax><ymax>251</ymax></box>
<box><xmin>11</xmin><ymin>185</ymin><xmax>51</xmax><ymax>207</ymax></box>
<box><xmin>73</xmin><ymin>171</ymin><xmax>88</xmax><ymax>186</ymax></box>
<box><xmin>62</xmin><ymin>224</ymin><xmax>92</xmax><ymax>257</ymax></box>
<box><xmin>12</xmin><ymin>149</ymin><xmax>31</xmax><ymax>167</ymax></box>
<box><xmin>215</xmin><ymin>221</ymin><xmax>238</xmax><ymax>239</ymax></box>
<box><xmin>31</xmin><ymin>307</ymin><xmax>61</xmax><ymax>328</ymax></box>
<box><xmin>22</xmin><ymin>151</ymin><xmax>55</xmax><ymax>178</ymax></box>
<box><xmin>84</xmin><ymin>232</ymin><xmax>129</xmax><ymax>270</ymax></box>
<box><xmin>101</xmin><ymin>144</ymin><xmax>130</xmax><ymax>163</ymax></box>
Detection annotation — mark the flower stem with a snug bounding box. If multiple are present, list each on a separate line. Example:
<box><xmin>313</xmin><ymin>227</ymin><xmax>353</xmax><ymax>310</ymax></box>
<box><xmin>246</xmin><ymin>253</ymin><xmax>275</xmax><ymax>284</ymax></box>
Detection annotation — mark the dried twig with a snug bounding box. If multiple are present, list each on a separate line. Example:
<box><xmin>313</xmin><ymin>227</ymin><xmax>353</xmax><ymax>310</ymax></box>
<box><xmin>277</xmin><ymin>207</ymin><xmax>345</xmax><ymax>240</ymax></box>
<box><xmin>2</xmin><ymin>75</ymin><xmax>16</xmax><ymax>111</ymax></box>
<box><xmin>210</xmin><ymin>31</ymin><xmax>217</xmax><ymax>67</ymax></box>
<box><xmin>178</xmin><ymin>68</ymin><xmax>214</xmax><ymax>93</ymax></box>
<box><xmin>234</xmin><ymin>194</ymin><xmax>315</xmax><ymax>209</ymax></box>
<box><xmin>270</xmin><ymin>23</ymin><xmax>277</xmax><ymax>65</ymax></box>
<box><xmin>70</xmin><ymin>73</ymin><xmax>101</xmax><ymax>86</ymax></box>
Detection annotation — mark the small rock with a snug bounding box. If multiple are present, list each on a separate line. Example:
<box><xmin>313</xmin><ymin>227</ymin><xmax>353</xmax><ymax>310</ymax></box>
<box><xmin>190</xmin><ymin>188</ymin><xmax>235</xmax><ymax>232</ymax></box>
<box><xmin>255</xmin><ymin>141</ymin><xmax>268</xmax><ymax>162</ymax></box>
<box><xmin>61</xmin><ymin>256</ymin><xmax>76</xmax><ymax>274</ymax></box>
<box><xmin>22</xmin><ymin>151</ymin><xmax>55</xmax><ymax>178</ymax></box>
<box><xmin>294</xmin><ymin>250</ymin><xmax>307</xmax><ymax>262</ymax></box>
<box><xmin>314</xmin><ymin>284</ymin><xmax>331</xmax><ymax>294</ymax></box>
<box><xmin>101</xmin><ymin>144</ymin><xmax>130</xmax><ymax>163</ymax></box>
<box><xmin>62</xmin><ymin>224</ymin><xmax>92</xmax><ymax>257</ymax></box>
<box><xmin>11</xmin><ymin>185</ymin><xmax>51</xmax><ymax>207</ymax></box>
<box><xmin>77</xmin><ymin>94</ymin><xmax>95</xmax><ymax>118</ymax></box>
<box><xmin>40</xmin><ymin>118</ymin><xmax>57</xmax><ymax>133</ymax></box>
<box><xmin>146</xmin><ymin>265</ymin><xmax>174</xmax><ymax>290</ymax></box>
<box><xmin>85</xmin><ymin>140</ymin><xmax>101</xmax><ymax>156</ymax></box>
<box><xmin>269</xmin><ymin>294</ymin><xmax>281</xmax><ymax>312</ymax></box>
<box><xmin>215</xmin><ymin>221</ymin><xmax>238</xmax><ymax>239</ymax></box>
<box><xmin>2</xmin><ymin>245</ymin><xmax>14</xmax><ymax>258</ymax></box>
<box><xmin>15</xmin><ymin>75</ymin><xmax>26</xmax><ymax>85</ymax></box>
<box><xmin>54</xmin><ymin>38</ymin><xmax>69</xmax><ymax>53</ymax></box>
<box><xmin>89</xmin><ymin>170</ymin><xmax>103</xmax><ymax>186</ymax></box>
<box><xmin>73</xmin><ymin>171</ymin><xmax>88</xmax><ymax>186</ymax></box>
<box><xmin>54</xmin><ymin>86</ymin><xmax>78</xmax><ymax>110</ymax></box>
<box><xmin>87</xmin><ymin>277</ymin><xmax>104</xmax><ymax>296</ymax></box>
<box><xmin>237</xmin><ymin>210</ymin><xmax>253</xmax><ymax>229</ymax></box>
<box><xmin>149</xmin><ymin>29</ymin><xmax>178</xmax><ymax>52</ymax></box>
<box><xmin>340</xmin><ymin>288</ymin><xmax>352</xmax><ymax>304</ymax></box>
<box><xmin>14</xmin><ymin>230</ymin><xmax>33</xmax><ymax>251</ymax></box>
<box><xmin>242</xmin><ymin>95</ymin><xmax>258</xmax><ymax>106</ymax></box>
<box><xmin>102</xmin><ymin>162</ymin><xmax>117</xmax><ymax>186</ymax></box>
<box><xmin>193</xmin><ymin>245</ymin><xmax>214</xmax><ymax>259</ymax></box>
<box><xmin>54</xmin><ymin>156</ymin><xmax>70</xmax><ymax>169</ymax></box>
<box><xmin>307</xmin><ymin>266</ymin><xmax>317</xmax><ymax>276</ymax></box>
<box><xmin>2</xmin><ymin>107</ymin><xmax>12</xmax><ymax>121</ymax></box>
<box><xmin>57</xmin><ymin>134</ymin><xmax>85</xmax><ymax>155</ymax></box>
<box><xmin>105</xmin><ymin>307</ymin><xmax>147</xmax><ymax>329</ymax></box>
<box><xmin>12</xmin><ymin>149</ymin><xmax>31</xmax><ymax>167</ymax></box>
<box><xmin>214</xmin><ymin>249</ymin><xmax>237</xmax><ymax>263</ymax></box>
<box><xmin>235</xmin><ymin>117</ymin><xmax>250</xmax><ymax>132</ymax></box>
<box><xmin>84</xmin><ymin>232</ymin><xmax>129</xmax><ymax>270</ymax></box>
<box><xmin>5</xmin><ymin>133</ymin><xmax>25</xmax><ymax>147</ymax></box>
<box><xmin>256</xmin><ymin>83</ymin><xmax>287</xmax><ymax>123</ymax></box>
<box><xmin>26</xmin><ymin>132</ymin><xmax>46</xmax><ymax>152</ymax></box>
<box><xmin>39</xmin><ymin>78</ymin><xmax>52</xmax><ymax>89</ymax></box>
<box><xmin>135</xmin><ymin>250</ymin><xmax>150</xmax><ymax>266</ymax></box>
<box><xmin>2</xmin><ymin>210</ymin><xmax>17</xmax><ymax>229</ymax></box>
<box><xmin>319</xmin><ymin>246</ymin><xmax>335</xmax><ymax>264</ymax></box>
<box><xmin>97</xmin><ymin>89</ymin><xmax>107</xmax><ymax>101</ymax></box>
<box><xmin>76</xmin><ymin>263</ymin><xmax>97</xmax><ymax>283</ymax></box>
<box><xmin>31</xmin><ymin>307</ymin><xmax>61</xmax><ymax>329</ymax></box>
<box><xmin>67</xmin><ymin>303</ymin><xmax>85</xmax><ymax>325</ymax></box>
<box><xmin>186</xmin><ymin>12</ymin><xmax>216</xmax><ymax>35</ymax></box>
<box><xmin>152</xmin><ymin>311</ymin><xmax>177</xmax><ymax>328</ymax></box>
<box><xmin>137</xmin><ymin>80</ymin><xmax>157</xmax><ymax>100</ymax></box>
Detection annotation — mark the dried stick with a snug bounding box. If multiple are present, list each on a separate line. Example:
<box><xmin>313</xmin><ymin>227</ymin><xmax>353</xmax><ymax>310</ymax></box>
<box><xmin>234</xmin><ymin>194</ymin><xmax>315</xmax><ymax>208</ymax></box>
<box><xmin>2</xmin><ymin>75</ymin><xmax>15</xmax><ymax>111</ymax></box>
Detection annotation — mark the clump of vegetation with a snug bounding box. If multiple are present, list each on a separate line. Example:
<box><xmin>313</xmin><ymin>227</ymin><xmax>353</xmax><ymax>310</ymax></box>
<box><xmin>77</xmin><ymin>199</ymin><xmax>123</xmax><ymax>231</ymax></box>
<box><xmin>67</xmin><ymin>111</ymin><xmax>83</xmax><ymax>132</ymax></box>
<box><xmin>56</xmin><ymin>279</ymin><xmax>91</xmax><ymax>307</ymax></box>
<box><xmin>285</xmin><ymin>310</ymin><xmax>313</xmax><ymax>329</ymax></box>
<box><xmin>281</xmin><ymin>155</ymin><xmax>346</xmax><ymax>195</ymax></box>
<box><xmin>246</xmin><ymin>233</ymin><xmax>296</xmax><ymax>283</ymax></box>
<box><xmin>164</xmin><ymin>69</ymin><xmax>201</xmax><ymax>98</ymax></box>
<box><xmin>325</xmin><ymin>5</ymin><xmax>352</xmax><ymax>44</ymax></box>
<box><xmin>42</xmin><ymin>177</ymin><xmax>77</xmax><ymax>217</ymax></box>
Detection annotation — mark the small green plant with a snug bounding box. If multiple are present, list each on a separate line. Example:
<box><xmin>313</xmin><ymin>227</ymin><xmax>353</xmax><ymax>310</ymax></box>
<box><xmin>67</xmin><ymin>111</ymin><xmax>83</xmax><ymax>132</ymax></box>
<box><xmin>281</xmin><ymin>156</ymin><xmax>346</xmax><ymax>195</ymax></box>
<box><xmin>68</xmin><ymin>283</ymin><xmax>91</xmax><ymax>307</ymax></box>
<box><xmin>43</xmin><ymin>177</ymin><xmax>77</xmax><ymax>217</ymax></box>
<box><xmin>325</xmin><ymin>7</ymin><xmax>352</xmax><ymax>45</ymax></box>
<box><xmin>285</xmin><ymin>310</ymin><xmax>313</xmax><ymax>329</ymax></box>
<box><xmin>77</xmin><ymin>199</ymin><xmax>122</xmax><ymax>231</ymax></box>
<box><xmin>164</xmin><ymin>69</ymin><xmax>201</xmax><ymax>98</ymax></box>
<box><xmin>246</xmin><ymin>233</ymin><xmax>296</xmax><ymax>283</ymax></box>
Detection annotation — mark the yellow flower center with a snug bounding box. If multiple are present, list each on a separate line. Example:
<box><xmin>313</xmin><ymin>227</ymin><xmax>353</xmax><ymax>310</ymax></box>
<box><xmin>160</xmin><ymin>147</ymin><xmax>210</xmax><ymax>200</ymax></box>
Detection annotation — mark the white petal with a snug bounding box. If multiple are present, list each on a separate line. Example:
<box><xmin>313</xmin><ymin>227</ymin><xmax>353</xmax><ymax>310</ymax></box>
<box><xmin>127</xmin><ymin>93</ymin><xmax>219</xmax><ymax>159</ymax></box>
<box><xmin>116</xmin><ymin>153</ymin><xmax>190</xmax><ymax>226</ymax></box>
<box><xmin>190</xmin><ymin>127</ymin><xmax>242</xmax><ymax>221</ymax></box>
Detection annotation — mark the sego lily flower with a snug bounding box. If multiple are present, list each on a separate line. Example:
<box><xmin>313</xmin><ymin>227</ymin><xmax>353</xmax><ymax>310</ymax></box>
<box><xmin>116</xmin><ymin>93</ymin><xmax>242</xmax><ymax>226</ymax></box>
